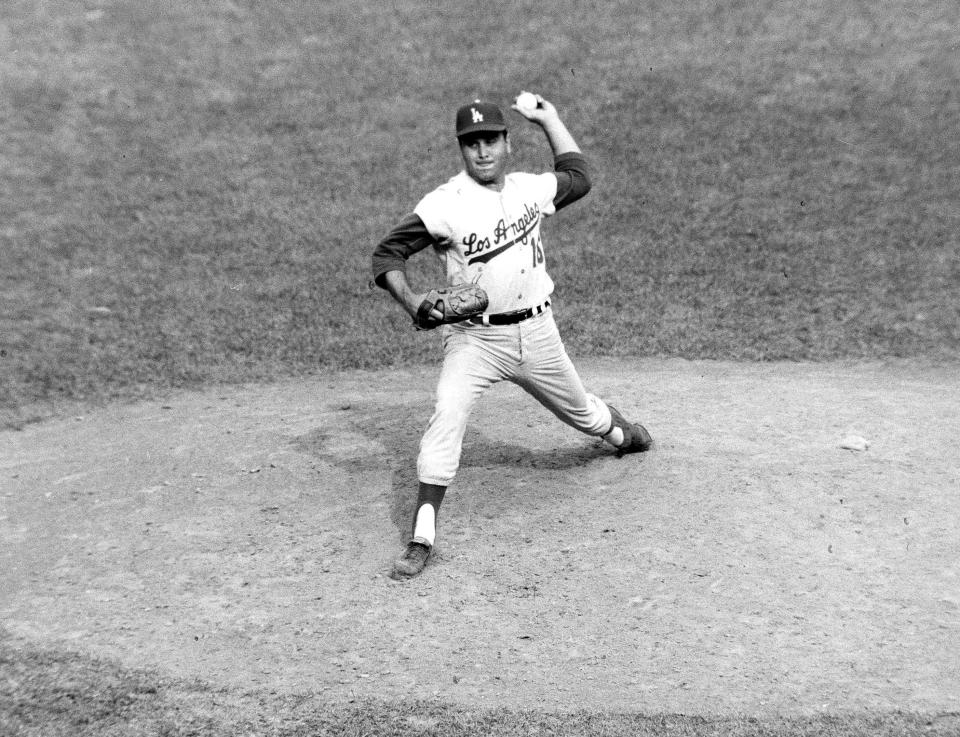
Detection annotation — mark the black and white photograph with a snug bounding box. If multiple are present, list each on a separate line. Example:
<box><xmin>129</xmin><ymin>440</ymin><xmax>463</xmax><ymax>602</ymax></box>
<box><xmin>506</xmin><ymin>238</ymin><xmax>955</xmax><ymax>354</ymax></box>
<box><xmin>2</xmin><ymin>2</ymin><xmax>958</xmax><ymax>734</ymax></box>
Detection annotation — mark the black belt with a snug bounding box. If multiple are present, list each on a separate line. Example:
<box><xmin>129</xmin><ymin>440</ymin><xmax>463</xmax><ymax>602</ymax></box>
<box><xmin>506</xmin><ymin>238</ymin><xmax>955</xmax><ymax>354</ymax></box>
<box><xmin>468</xmin><ymin>300</ymin><xmax>550</xmax><ymax>326</ymax></box>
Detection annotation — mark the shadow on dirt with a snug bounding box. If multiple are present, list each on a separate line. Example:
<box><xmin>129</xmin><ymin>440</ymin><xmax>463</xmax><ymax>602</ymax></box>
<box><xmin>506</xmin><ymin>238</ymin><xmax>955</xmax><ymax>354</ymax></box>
<box><xmin>292</xmin><ymin>400</ymin><xmax>611</xmax><ymax>543</ymax></box>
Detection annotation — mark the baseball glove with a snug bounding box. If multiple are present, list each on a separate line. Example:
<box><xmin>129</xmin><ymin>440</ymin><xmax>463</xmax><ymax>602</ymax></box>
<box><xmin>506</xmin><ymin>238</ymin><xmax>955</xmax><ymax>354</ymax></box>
<box><xmin>414</xmin><ymin>283</ymin><xmax>489</xmax><ymax>330</ymax></box>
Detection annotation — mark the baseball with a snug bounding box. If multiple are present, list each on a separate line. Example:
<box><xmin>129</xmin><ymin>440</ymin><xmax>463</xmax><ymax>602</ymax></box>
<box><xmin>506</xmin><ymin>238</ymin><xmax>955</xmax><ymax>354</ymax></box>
<box><xmin>515</xmin><ymin>91</ymin><xmax>538</xmax><ymax>111</ymax></box>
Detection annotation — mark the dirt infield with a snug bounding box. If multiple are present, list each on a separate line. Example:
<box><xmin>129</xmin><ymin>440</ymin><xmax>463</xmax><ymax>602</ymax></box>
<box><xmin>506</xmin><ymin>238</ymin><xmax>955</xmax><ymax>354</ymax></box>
<box><xmin>1</xmin><ymin>359</ymin><xmax>958</xmax><ymax>716</ymax></box>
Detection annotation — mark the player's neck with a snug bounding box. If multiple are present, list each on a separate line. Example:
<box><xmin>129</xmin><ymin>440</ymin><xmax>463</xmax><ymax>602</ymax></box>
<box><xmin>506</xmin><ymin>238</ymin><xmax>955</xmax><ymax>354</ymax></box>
<box><xmin>468</xmin><ymin>174</ymin><xmax>505</xmax><ymax>192</ymax></box>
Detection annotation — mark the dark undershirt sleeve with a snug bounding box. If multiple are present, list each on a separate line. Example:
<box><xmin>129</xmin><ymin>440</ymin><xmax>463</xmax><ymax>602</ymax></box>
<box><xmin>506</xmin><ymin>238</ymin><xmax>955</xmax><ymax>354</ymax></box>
<box><xmin>552</xmin><ymin>152</ymin><xmax>592</xmax><ymax>211</ymax></box>
<box><xmin>371</xmin><ymin>213</ymin><xmax>439</xmax><ymax>288</ymax></box>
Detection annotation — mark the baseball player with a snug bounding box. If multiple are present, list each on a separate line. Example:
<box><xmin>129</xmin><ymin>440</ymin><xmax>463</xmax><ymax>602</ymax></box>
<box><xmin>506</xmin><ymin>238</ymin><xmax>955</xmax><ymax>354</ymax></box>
<box><xmin>371</xmin><ymin>93</ymin><xmax>652</xmax><ymax>579</ymax></box>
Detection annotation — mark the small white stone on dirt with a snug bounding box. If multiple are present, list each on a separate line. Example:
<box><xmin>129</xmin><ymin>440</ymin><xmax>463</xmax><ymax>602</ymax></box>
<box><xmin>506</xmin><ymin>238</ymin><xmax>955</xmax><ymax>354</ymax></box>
<box><xmin>840</xmin><ymin>435</ymin><xmax>870</xmax><ymax>451</ymax></box>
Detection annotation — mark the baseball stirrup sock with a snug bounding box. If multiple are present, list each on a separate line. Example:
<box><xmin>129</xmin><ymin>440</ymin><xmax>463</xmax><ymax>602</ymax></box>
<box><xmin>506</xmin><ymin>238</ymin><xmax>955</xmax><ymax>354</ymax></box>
<box><xmin>412</xmin><ymin>482</ymin><xmax>446</xmax><ymax>546</ymax></box>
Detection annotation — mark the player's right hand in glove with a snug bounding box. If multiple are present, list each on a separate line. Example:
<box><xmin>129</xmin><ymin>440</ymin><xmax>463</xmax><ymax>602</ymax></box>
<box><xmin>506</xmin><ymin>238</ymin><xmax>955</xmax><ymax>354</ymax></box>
<box><xmin>413</xmin><ymin>283</ymin><xmax>489</xmax><ymax>330</ymax></box>
<box><xmin>411</xmin><ymin>292</ymin><xmax>445</xmax><ymax>330</ymax></box>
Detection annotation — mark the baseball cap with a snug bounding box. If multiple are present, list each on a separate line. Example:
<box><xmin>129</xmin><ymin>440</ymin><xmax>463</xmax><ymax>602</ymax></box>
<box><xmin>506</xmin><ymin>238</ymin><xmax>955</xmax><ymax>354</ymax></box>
<box><xmin>455</xmin><ymin>99</ymin><xmax>507</xmax><ymax>138</ymax></box>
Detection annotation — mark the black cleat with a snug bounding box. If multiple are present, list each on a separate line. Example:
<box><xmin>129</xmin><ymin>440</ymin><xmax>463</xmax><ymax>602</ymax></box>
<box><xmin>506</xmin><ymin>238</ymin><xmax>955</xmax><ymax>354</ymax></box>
<box><xmin>607</xmin><ymin>404</ymin><xmax>653</xmax><ymax>455</ymax></box>
<box><xmin>391</xmin><ymin>537</ymin><xmax>432</xmax><ymax>578</ymax></box>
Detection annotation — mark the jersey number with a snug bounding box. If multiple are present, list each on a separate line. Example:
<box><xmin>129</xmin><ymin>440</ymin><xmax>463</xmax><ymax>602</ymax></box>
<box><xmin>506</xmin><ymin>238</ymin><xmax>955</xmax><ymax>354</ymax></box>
<box><xmin>531</xmin><ymin>239</ymin><xmax>544</xmax><ymax>267</ymax></box>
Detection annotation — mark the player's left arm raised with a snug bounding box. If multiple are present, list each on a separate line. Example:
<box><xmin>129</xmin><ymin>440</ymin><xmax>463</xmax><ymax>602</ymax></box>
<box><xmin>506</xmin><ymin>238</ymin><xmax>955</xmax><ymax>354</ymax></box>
<box><xmin>511</xmin><ymin>92</ymin><xmax>591</xmax><ymax>209</ymax></box>
<box><xmin>511</xmin><ymin>93</ymin><xmax>581</xmax><ymax>155</ymax></box>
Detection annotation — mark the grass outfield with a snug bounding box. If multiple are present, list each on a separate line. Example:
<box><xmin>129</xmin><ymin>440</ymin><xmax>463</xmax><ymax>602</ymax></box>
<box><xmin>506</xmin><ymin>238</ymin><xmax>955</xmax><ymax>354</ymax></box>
<box><xmin>2</xmin><ymin>1</ymin><xmax>959</xmax><ymax>734</ymax></box>
<box><xmin>3</xmin><ymin>638</ymin><xmax>957</xmax><ymax>737</ymax></box>
<box><xmin>2</xmin><ymin>0</ymin><xmax>958</xmax><ymax>426</ymax></box>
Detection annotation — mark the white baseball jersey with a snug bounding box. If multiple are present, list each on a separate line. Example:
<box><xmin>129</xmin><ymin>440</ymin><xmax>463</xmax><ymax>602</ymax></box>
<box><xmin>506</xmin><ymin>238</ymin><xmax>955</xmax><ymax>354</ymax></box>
<box><xmin>414</xmin><ymin>170</ymin><xmax>559</xmax><ymax>314</ymax></box>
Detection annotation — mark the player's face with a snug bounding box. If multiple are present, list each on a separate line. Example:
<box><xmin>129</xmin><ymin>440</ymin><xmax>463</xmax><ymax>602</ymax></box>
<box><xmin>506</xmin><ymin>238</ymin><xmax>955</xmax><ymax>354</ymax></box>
<box><xmin>459</xmin><ymin>132</ymin><xmax>510</xmax><ymax>189</ymax></box>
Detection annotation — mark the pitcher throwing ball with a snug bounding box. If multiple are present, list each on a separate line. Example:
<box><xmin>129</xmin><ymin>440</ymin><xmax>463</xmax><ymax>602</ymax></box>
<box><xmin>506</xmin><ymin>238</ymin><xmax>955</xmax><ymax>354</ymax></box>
<box><xmin>371</xmin><ymin>93</ymin><xmax>653</xmax><ymax>579</ymax></box>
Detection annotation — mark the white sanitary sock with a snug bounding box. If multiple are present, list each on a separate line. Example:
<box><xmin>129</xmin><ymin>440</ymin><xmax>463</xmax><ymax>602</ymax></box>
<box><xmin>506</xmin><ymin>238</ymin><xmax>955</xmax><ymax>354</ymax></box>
<box><xmin>412</xmin><ymin>504</ymin><xmax>436</xmax><ymax>546</ymax></box>
<box><xmin>603</xmin><ymin>426</ymin><xmax>625</xmax><ymax>447</ymax></box>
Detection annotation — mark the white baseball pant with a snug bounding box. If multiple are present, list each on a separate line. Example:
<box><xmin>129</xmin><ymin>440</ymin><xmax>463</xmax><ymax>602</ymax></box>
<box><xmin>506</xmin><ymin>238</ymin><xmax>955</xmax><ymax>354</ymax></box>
<box><xmin>417</xmin><ymin>308</ymin><xmax>613</xmax><ymax>486</ymax></box>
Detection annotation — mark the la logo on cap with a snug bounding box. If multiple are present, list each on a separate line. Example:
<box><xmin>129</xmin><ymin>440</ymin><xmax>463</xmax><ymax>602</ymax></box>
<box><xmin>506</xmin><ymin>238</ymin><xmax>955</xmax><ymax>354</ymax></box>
<box><xmin>455</xmin><ymin>99</ymin><xmax>507</xmax><ymax>137</ymax></box>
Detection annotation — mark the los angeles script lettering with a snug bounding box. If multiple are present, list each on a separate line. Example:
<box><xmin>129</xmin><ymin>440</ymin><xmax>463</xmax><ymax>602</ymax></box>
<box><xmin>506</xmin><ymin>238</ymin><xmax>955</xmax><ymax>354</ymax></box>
<box><xmin>462</xmin><ymin>202</ymin><xmax>540</xmax><ymax>256</ymax></box>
